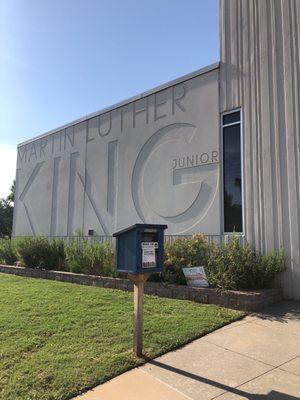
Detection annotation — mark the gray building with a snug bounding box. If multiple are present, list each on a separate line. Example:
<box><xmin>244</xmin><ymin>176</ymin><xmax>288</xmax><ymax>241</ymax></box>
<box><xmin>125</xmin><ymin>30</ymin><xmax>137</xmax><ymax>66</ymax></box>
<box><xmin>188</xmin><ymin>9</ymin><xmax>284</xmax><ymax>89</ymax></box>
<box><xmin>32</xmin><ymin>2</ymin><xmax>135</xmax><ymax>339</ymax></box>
<box><xmin>13</xmin><ymin>0</ymin><xmax>300</xmax><ymax>300</ymax></box>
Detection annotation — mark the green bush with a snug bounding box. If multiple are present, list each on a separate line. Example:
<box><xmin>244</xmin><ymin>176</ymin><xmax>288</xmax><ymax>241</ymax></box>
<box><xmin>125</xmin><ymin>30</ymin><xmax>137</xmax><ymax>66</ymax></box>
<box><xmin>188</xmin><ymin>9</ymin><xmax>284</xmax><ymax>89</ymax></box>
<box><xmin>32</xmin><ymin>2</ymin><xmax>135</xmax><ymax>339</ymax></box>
<box><xmin>160</xmin><ymin>235</ymin><xmax>285</xmax><ymax>290</ymax></box>
<box><xmin>65</xmin><ymin>238</ymin><xmax>115</xmax><ymax>276</ymax></box>
<box><xmin>3</xmin><ymin>233</ymin><xmax>285</xmax><ymax>291</ymax></box>
<box><xmin>161</xmin><ymin>234</ymin><xmax>209</xmax><ymax>284</ymax></box>
<box><xmin>17</xmin><ymin>237</ymin><xmax>65</xmax><ymax>270</ymax></box>
<box><xmin>0</xmin><ymin>239</ymin><xmax>18</xmax><ymax>265</ymax></box>
<box><xmin>206</xmin><ymin>237</ymin><xmax>286</xmax><ymax>290</ymax></box>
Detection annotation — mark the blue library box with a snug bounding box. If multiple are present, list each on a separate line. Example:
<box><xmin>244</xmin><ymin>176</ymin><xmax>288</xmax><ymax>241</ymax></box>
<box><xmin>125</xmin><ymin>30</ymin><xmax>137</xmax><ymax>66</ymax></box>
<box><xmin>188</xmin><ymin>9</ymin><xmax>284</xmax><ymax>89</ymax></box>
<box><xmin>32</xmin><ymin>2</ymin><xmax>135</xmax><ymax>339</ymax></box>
<box><xmin>113</xmin><ymin>224</ymin><xmax>168</xmax><ymax>274</ymax></box>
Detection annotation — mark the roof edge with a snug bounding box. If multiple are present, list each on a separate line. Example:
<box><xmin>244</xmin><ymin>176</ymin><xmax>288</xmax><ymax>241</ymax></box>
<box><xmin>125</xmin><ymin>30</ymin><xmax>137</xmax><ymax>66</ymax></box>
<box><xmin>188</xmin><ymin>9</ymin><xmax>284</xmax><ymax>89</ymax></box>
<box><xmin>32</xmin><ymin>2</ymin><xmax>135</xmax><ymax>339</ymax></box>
<box><xmin>18</xmin><ymin>62</ymin><xmax>220</xmax><ymax>148</ymax></box>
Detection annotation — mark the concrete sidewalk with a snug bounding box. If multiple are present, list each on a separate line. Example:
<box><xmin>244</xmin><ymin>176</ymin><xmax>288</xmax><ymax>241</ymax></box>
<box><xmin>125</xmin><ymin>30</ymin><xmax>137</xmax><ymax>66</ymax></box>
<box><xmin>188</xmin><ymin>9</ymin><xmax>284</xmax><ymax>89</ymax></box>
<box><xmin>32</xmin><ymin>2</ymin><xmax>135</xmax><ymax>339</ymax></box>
<box><xmin>75</xmin><ymin>301</ymin><xmax>300</xmax><ymax>399</ymax></box>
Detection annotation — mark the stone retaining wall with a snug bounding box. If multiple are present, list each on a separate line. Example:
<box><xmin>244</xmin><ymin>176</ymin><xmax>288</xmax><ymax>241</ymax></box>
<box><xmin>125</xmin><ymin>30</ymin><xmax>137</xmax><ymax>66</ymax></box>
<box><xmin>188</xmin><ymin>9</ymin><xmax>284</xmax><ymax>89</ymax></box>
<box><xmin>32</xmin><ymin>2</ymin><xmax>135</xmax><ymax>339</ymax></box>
<box><xmin>0</xmin><ymin>264</ymin><xmax>282</xmax><ymax>311</ymax></box>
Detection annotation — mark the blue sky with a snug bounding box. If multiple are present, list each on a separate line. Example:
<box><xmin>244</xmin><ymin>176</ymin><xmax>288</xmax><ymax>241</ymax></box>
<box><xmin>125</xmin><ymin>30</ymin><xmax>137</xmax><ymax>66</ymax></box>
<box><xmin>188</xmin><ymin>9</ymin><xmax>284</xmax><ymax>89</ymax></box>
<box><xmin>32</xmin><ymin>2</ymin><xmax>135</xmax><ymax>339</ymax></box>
<box><xmin>0</xmin><ymin>0</ymin><xmax>219</xmax><ymax>197</ymax></box>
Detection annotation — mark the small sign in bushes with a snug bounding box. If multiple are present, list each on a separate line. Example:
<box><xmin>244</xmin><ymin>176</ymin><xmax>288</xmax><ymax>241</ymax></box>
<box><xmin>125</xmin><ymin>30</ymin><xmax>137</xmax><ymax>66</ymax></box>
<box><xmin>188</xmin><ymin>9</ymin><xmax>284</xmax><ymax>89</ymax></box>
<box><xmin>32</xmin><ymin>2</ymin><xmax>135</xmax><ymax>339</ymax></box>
<box><xmin>183</xmin><ymin>266</ymin><xmax>209</xmax><ymax>288</ymax></box>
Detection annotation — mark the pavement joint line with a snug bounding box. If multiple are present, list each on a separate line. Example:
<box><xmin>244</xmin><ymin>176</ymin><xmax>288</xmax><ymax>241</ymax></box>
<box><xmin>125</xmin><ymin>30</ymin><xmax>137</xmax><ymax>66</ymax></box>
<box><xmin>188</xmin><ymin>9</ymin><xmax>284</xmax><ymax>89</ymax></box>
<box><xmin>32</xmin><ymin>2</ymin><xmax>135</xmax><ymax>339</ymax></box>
<box><xmin>202</xmin><ymin>319</ymin><xmax>300</xmax><ymax>366</ymax></box>
<box><xmin>71</xmin><ymin>302</ymin><xmax>299</xmax><ymax>400</ymax></box>
<box><xmin>200</xmin><ymin>338</ymin><xmax>277</xmax><ymax>368</ymax></box>
<box><xmin>139</xmin><ymin>367</ymin><xmax>194</xmax><ymax>400</ymax></box>
<box><xmin>141</xmin><ymin>352</ymin><xmax>277</xmax><ymax>400</ymax></box>
<box><xmin>141</xmin><ymin>359</ymin><xmax>253</xmax><ymax>399</ymax></box>
<box><xmin>249</xmin><ymin>319</ymin><xmax>300</xmax><ymax>337</ymax></box>
<box><xmin>276</xmin><ymin>355</ymin><xmax>300</xmax><ymax>377</ymax></box>
<box><xmin>274</xmin><ymin>354</ymin><xmax>300</xmax><ymax>368</ymax></box>
<box><xmin>277</xmin><ymin>366</ymin><xmax>300</xmax><ymax>377</ymax></box>
<box><xmin>215</xmin><ymin>320</ymin><xmax>252</xmax><ymax>332</ymax></box>
<box><xmin>209</xmin><ymin>365</ymin><xmax>278</xmax><ymax>399</ymax></box>
<box><xmin>194</xmin><ymin>320</ymin><xmax>253</xmax><ymax>336</ymax></box>
<box><xmin>211</xmin><ymin>354</ymin><xmax>300</xmax><ymax>399</ymax></box>
<box><xmin>136</xmin><ymin>318</ymin><xmax>277</xmax><ymax>400</ymax></box>
<box><xmin>143</xmin><ymin>354</ymin><xmax>275</xmax><ymax>400</ymax></box>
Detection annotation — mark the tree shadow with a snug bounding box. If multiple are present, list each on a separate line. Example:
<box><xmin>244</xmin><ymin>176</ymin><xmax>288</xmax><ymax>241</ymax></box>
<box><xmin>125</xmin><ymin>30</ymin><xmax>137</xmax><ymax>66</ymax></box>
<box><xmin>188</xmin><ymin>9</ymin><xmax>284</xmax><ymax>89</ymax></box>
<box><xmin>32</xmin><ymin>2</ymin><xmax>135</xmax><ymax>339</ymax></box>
<box><xmin>144</xmin><ymin>359</ymin><xmax>300</xmax><ymax>399</ymax></box>
<box><xmin>252</xmin><ymin>301</ymin><xmax>300</xmax><ymax>324</ymax></box>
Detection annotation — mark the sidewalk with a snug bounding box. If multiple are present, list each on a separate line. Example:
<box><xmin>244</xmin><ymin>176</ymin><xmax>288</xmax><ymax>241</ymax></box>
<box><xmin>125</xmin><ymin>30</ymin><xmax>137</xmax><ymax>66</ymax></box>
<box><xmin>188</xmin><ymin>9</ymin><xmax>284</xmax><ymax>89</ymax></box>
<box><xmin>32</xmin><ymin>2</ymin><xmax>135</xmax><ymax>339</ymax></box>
<box><xmin>75</xmin><ymin>301</ymin><xmax>300</xmax><ymax>399</ymax></box>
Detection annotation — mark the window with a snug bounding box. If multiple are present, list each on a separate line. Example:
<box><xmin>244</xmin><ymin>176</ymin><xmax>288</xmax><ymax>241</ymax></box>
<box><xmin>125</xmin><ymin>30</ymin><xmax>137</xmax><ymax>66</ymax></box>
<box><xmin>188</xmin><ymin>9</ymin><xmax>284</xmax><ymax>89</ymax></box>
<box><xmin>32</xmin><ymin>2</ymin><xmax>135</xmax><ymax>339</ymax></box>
<box><xmin>222</xmin><ymin>110</ymin><xmax>243</xmax><ymax>232</ymax></box>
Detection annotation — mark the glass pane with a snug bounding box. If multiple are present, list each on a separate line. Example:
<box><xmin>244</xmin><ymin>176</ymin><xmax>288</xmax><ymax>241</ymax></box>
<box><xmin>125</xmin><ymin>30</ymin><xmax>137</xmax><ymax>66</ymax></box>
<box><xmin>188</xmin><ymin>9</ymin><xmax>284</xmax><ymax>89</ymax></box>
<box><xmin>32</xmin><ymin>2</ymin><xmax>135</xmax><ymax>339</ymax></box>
<box><xmin>222</xmin><ymin>111</ymin><xmax>240</xmax><ymax>126</ymax></box>
<box><xmin>223</xmin><ymin>124</ymin><xmax>242</xmax><ymax>232</ymax></box>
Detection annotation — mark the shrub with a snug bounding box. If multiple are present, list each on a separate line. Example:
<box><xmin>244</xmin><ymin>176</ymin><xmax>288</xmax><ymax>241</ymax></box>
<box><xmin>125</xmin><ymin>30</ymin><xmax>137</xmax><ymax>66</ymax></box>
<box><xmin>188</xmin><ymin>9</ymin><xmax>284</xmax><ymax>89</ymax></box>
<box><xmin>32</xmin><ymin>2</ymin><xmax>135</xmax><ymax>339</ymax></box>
<box><xmin>65</xmin><ymin>238</ymin><xmax>115</xmax><ymax>276</ymax></box>
<box><xmin>49</xmin><ymin>238</ymin><xmax>67</xmax><ymax>270</ymax></box>
<box><xmin>206</xmin><ymin>236</ymin><xmax>286</xmax><ymax>290</ymax></box>
<box><xmin>161</xmin><ymin>234</ymin><xmax>209</xmax><ymax>284</ymax></box>
<box><xmin>4</xmin><ymin>233</ymin><xmax>285</xmax><ymax>291</ymax></box>
<box><xmin>17</xmin><ymin>237</ymin><xmax>66</xmax><ymax>270</ymax></box>
<box><xmin>0</xmin><ymin>239</ymin><xmax>18</xmax><ymax>265</ymax></box>
<box><xmin>252</xmin><ymin>249</ymin><xmax>286</xmax><ymax>289</ymax></box>
<box><xmin>159</xmin><ymin>234</ymin><xmax>285</xmax><ymax>290</ymax></box>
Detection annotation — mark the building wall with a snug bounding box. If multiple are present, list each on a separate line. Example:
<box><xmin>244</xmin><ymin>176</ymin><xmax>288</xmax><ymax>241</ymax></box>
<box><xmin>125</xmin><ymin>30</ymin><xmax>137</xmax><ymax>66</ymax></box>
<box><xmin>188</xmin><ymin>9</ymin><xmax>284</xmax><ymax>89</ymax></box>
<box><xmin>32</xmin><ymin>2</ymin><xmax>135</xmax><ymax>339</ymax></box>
<box><xmin>220</xmin><ymin>0</ymin><xmax>300</xmax><ymax>299</ymax></box>
<box><xmin>13</xmin><ymin>66</ymin><xmax>221</xmax><ymax>237</ymax></box>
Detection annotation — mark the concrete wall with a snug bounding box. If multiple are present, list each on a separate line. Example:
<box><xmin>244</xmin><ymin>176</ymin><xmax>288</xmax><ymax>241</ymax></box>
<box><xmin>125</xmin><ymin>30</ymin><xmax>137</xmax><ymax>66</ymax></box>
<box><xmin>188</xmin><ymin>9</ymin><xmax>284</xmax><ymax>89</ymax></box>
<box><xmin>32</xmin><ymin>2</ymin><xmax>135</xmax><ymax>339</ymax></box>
<box><xmin>220</xmin><ymin>0</ymin><xmax>300</xmax><ymax>300</ymax></box>
<box><xmin>13</xmin><ymin>65</ymin><xmax>221</xmax><ymax>237</ymax></box>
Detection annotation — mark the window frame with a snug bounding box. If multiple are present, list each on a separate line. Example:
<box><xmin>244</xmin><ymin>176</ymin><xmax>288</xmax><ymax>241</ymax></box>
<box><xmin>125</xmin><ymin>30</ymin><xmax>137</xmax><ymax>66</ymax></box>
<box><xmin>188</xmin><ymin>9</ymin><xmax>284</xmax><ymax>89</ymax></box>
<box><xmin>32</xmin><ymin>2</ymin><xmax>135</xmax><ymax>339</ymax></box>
<box><xmin>221</xmin><ymin>108</ymin><xmax>244</xmax><ymax>234</ymax></box>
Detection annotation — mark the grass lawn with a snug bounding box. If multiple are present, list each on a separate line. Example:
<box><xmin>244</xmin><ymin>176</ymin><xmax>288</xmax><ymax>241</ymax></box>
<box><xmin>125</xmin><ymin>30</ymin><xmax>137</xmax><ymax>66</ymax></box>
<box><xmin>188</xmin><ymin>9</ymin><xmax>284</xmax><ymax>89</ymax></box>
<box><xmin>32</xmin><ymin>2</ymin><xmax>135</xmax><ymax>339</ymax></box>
<box><xmin>0</xmin><ymin>274</ymin><xmax>244</xmax><ymax>400</ymax></box>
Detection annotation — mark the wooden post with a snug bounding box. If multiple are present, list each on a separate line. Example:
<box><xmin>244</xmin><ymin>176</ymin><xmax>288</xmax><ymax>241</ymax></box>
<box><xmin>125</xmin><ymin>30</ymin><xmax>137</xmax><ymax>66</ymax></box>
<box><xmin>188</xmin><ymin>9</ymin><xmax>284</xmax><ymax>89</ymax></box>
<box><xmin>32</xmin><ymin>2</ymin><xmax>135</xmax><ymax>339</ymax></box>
<box><xmin>128</xmin><ymin>273</ymin><xmax>150</xmax><ymax>357</ymax></box>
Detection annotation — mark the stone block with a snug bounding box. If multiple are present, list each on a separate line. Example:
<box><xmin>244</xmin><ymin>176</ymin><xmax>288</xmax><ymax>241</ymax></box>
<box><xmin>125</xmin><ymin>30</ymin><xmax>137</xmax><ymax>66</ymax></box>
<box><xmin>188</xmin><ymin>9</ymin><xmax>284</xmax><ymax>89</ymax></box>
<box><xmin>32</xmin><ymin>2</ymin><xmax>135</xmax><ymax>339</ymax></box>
<box><xmin>189</xmin><ymin>288</ymin><xmax>209</xmax><ymax>303</ymax></box>
<box><xmin>115</xmin><ymin>279</ymin><xmax>130</xmax><ymax>291</ymax></box>
<box><xmin>0</xmin><ymin>265</ymin><xmax>282</xmax><ymax>311</ymax></box>
<box><xmin>102</xmin><ymin>278</ymin><xmax>116</xmax><ymax>289</ymax></box>
<box><xmin>172</xmin><ymin>286</ymin><xmax>190</xmax><ymax>300</ymax></box>
<box><xmin>155</xmin><ymin>287</ymin><xmax>173</xmax><ymax>298</ymax></box>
